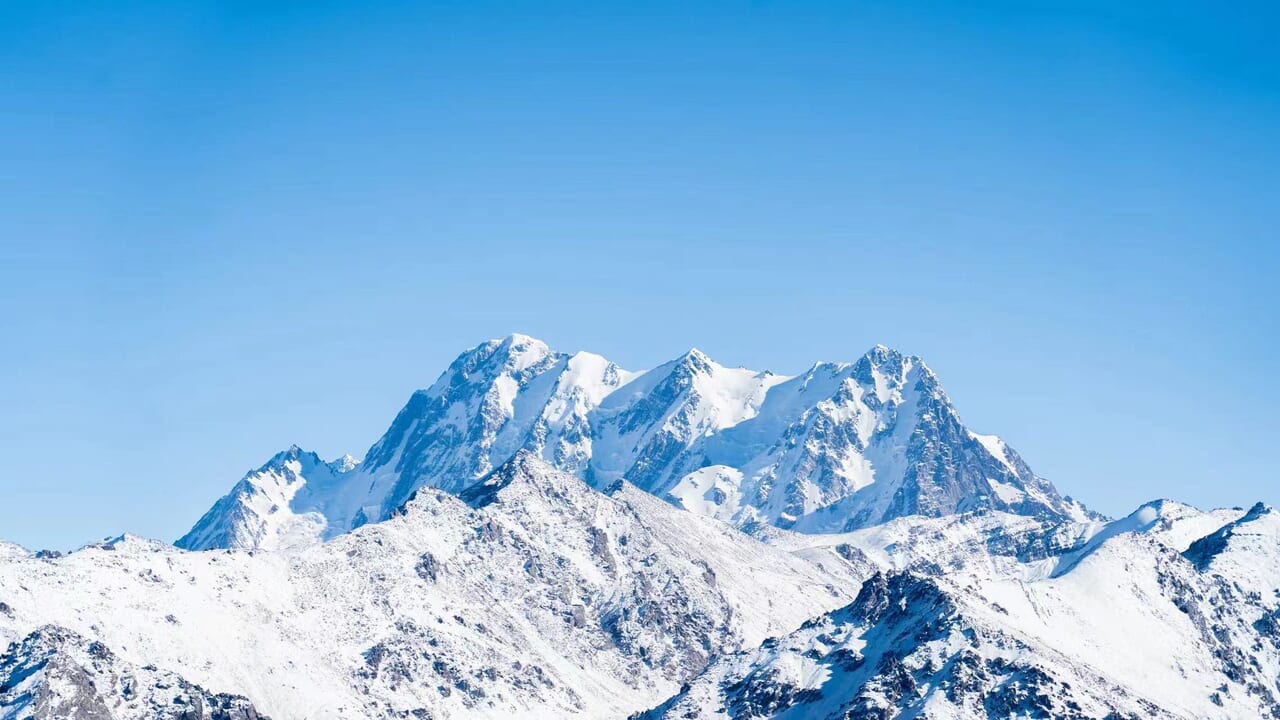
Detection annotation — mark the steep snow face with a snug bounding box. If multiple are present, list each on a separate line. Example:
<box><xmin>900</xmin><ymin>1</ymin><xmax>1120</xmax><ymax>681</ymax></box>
<box><xmin>357</xmin><ymin>334</ymin><xmax>569</xmax><ymax>509</ymax></box>
<box><xmin>587</xmin><ymin>349</ymin><xmax>785</xmax><ymax>494</ymax></box>
<box><xmin>0</xmin><ymin>626</ymin><xmax>266</xmax><ymax>720</ymax></box>
<box><xmin>1043</xmin><ymin>499</ymin><xmax>1246</xmax><ymax>578</ymax></box>
<box><xmin>179</xmin><ymin>335</ymin><xmax>1089</xmax><ymax>550</ymax></box>
<box><xmin>344</xmin><ymin>335</ymin><xmax>642</xmax><ymax>533</ymax></box>
<box><xmin>644</xmin><ymin>501</ymin><xmax>1280</xmax><ymax>720</ymax></box>
<box><xmin>175</xmin><ymin>445</ymin><xmax>357</xmax><ymax>551</ymax></box>
<box><xmin>1184</xmin><ymin>502</ymin><xmax>1280</xmax><ymax>598</ymax></box>
<box><xmin>686</xmin><ymin>346</ymin><xmax>1090</xmax><ymax>532</ymax></box>
<box><xmin>0</xmin><ymin>454</ymin><xmax>860</xmax><ymax>720</ymax></box>
<box><xmin>640</xmin><ymin>572</ymin><xmax>1179</xmax><ymax>720</ymax></box>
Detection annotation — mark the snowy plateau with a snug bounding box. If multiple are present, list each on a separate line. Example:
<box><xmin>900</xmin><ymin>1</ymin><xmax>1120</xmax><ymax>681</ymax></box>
<box><xmin>1</xmin><ymin>334</ymin><xmax>1276</xmax><ymax>719</ymax></box>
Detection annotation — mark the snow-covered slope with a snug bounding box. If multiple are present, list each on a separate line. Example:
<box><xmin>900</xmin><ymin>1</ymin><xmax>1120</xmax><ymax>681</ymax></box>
<box><xmin>175</xmin><ymin>446</ymin><xmax>359</xmax><ymax>551</ymax></box>
<box><xmin>586</xmin><ymin>348</ymin><xmax>784</xmax><ymax>494</ymax></box>
<box><xmin>8</xmin><ymin>484</ymin><xmax>1274</xmax><ymax>719</ymax></box>
<box><xmin>358</xmin><ymin>336</ymin><xmax>640</xmax><ymax>511</ymax></box>
<box><xmin>638</xmin><ymin>572</ymin><xmax>1177</xmax><ymax>720</ymax></box>
<box><xmin>179</xmin><ymin>335</ymin><xmax>1089</xmax><ymax>550</ymax></box>
<box><xmin>0</xmin><ymin>454</ymin><xmax>860</xmax><ymax>719</ymax></box>
<box><xmin>0</xmin><ymin>625</ymin><xmax>265</xmax><ymax>720</ymax></box>
<box><xmin>686</xmin><ymin>347</ymin><xmax>1090</xmax><ymax>531</ymax></box>
<box><xmin>641</xmin><ymin>499</ymin><xmax>1280</xmax><ymax>719</ymax></box>
<box><xmin>1184</xmin><ymin>502</ymin><xmax>1280</xmax><ymax>598</ymax></box>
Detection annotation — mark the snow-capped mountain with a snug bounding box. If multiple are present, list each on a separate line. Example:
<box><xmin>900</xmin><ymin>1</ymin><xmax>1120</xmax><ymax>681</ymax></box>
<box><xmin>4</xmin><ymin>333</ymin><xmax>1273</xmax><ymax>719</ymax></box>
<box><xmin>178</xmin><ymin>335</ymin><xmax>1089</xmax><ymax>551</ymax></box>
<box><xmin>177</xmin><ymin>446</ymin><xmax>360</xmax><ymax>551</ymax></box>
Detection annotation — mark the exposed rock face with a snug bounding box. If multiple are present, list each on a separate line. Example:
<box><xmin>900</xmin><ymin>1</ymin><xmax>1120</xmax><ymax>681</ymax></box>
<box><xmin>639</xmin><ymin>500</ymin><xmax>1280</xmax><ymax>720</ymax></box>
<box><xmin>0</xmin><ymin>454</ymin><xmax>861</xmax><ymax>719</ymax></box>
<box><xmin>636</xmin><ymin>572</ymin><xmax>1174</xmax><ymax>720</ymax></box>
<box><xmin>0</xmin><ymin>626</ymin><xmax>264</xmax><ymax>720</ymax></box>
<box><xmin>1183</xmin><ymin>501</ymin><xmax>1278</xmax><ymax>592</ymax></box>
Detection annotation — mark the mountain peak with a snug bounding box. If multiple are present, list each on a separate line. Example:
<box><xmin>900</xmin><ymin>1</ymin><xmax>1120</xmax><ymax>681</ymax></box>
<box><xmin>497</xmin><ymin>447</ymin><xmax>545</xmax><ymax>474</ymax></box>
<box><xmin>1244</xmin><ymin>500</ymin><xmax>1274</xmax><ymax>519</ymax></box>
<box><xmin>683</xmin><ymin>346</ymin><xmax>710</xmax><ymax>360</ymax></box>
<box><xmin>439</xmin><ymin>333</ymin><xmax>561</xmax><ymax>386</ymax></box>
<box><xmin>500</xmin><ymin>331</ymin><xmax>543</xmax><ymax>344</ymax></box>
<box><xmin>261</xmin><ymin>444</ymin><xmax>321</xmax><ymax>471</ymax></box>
<box><xmin>491</xmin><ymin>333</ymin><xmax>552</xmax><ymax>358</ymax></box>
<box><xmin>1183</xmin><ymin>500</ymin><xmax>1279</xmax><ymax>579</ymax></box>
<box><xmin>457</xmin><ymin>449</ymin><xmax>574</xmax><ymax>508</ymax></box>
<box><xmin>854</xmin><ymin>343</ymin><xmax>906</xmax><ymax>375</ymax></box>
<box><xmin>327</xmin><ymin>453</ymin><xmax>360</xmax><ymax>473</ymax></box>
<box><xmin>862</xmin><ymin>343</ymin><xmax>902</xmax><ymax>361</ymax></box>
<box><xmin>674</xmin><ymin>347</ymin><xmax>715</xmax><ymax>373</ymax></box>
<box><xmin>857</xmin><ymin>344</ymin><xmax>936</xmax><ymax>374</ymax></box>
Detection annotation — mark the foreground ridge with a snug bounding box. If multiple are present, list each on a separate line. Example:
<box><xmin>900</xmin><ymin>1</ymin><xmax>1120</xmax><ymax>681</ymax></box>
<box><xmin>2</xmin><ymin>484</ymin><xmax>1275</xmax><ymax>717</ymax></box>
<box><xmin>639</xmin><ymin>503</ymin><xmax>1280</xmax><ymax>720</ymax></box>
<box><xmin>1</xmin><ymin>454</ymin><xmax>863</xmax><ymax>719</ymax></box>
<box><xmin>0</xmin><ymin>625</ymin><xmax>266</xmax><ymax>719</ymax></box>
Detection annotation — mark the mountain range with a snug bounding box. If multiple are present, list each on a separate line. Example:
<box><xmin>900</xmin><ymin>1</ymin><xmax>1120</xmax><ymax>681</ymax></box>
<box><xmin>1</xmin><ymin>335</ymin><xmax>1274</xmax><ymax>719</ymax></box>
<box><xmin>176</xmin><ymin>334</ymin><xmax>1090</xmax><ymax>551</ymax></box>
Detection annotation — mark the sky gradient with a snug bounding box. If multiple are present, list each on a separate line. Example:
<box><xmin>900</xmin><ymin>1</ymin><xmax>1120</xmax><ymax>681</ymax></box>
<box><xmin>1</xmin><ymin>1</ymin><xmax>1277</xmax><ymax>549</ymax></box>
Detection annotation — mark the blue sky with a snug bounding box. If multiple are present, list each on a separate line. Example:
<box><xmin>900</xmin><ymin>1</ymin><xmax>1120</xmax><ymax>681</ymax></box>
<box><xmin>1</xmin><ymin>1</ymin><xmax>1276</xmax><ymax>549</ymax></box>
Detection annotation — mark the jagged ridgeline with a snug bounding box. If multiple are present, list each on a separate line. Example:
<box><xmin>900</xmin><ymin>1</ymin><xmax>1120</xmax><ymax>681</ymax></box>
<box><xmin>2</xmin><ymin>335</ymin><xmax>1275</xmax><ymax>719</ymax></box>
<box><xmin>177</xmin><ymin>334</ymin><xmax>1092</xmax><ymax>551</ymax></box>
<box><xmin>0</xmin><ymin>626</ymin><xmax>265</xmax><ymax>719</ymax></box>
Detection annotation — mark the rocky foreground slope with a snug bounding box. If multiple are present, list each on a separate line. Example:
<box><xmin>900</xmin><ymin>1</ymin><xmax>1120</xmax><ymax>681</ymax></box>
<box><xmin>0</xmin><ymin>626</ymin><xmax>263</xmax><ymax>720</ymax></box>
<box><xmin>2</xmin><ymin>454</ymin><xmax>862</xmax><ymax>719</ymax></box>
<box><xmin>640</xmin><ymin>502</ymin><xmax>1280</xmax><ymax>719</ymax></box>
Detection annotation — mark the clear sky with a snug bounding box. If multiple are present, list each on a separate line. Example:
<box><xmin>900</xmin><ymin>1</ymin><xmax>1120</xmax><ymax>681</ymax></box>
<box><xmin>1</xmin><ymin>1</ymin><xmax>1276</xmax><ymax>549</ymax></box>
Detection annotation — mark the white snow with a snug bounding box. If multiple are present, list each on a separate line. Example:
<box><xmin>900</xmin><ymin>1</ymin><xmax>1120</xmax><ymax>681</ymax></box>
<box><xmin>2</xmin><ymin>455</ymin><xmax>862</xmax><ymax>720</ymax></box>
<box><xmin>969</xmin><ymin>432</ymin><xmax>1017</xmax><ymax>475</ymax></box>
<box><xmin>181</xmin><ymin>336</ymin><xmax>1090</xmax><ymax>550</ymax></box>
